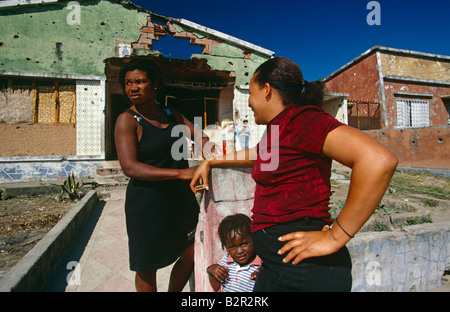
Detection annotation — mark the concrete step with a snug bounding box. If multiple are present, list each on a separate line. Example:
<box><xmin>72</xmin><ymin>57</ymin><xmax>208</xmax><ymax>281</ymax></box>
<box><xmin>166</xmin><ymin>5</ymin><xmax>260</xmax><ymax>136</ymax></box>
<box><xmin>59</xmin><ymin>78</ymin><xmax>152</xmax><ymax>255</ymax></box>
<box><xmin>94</xmin><ymin>161</ymin><xmax>128</xmax><ymax>200</ymax></box>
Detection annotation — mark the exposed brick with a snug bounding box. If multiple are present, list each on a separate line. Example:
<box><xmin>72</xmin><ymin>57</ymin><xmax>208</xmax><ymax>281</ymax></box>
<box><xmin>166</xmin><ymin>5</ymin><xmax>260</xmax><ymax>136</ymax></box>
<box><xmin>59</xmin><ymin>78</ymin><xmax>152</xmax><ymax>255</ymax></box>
<box><xmin>140</xmin><ymin>38</ymin><xmax>153</xmax><ymax>45</ymax></box>
<box><xmin>132</xmin><ymin>43</ymin><xmax>150</xmax><ymax>50</ymax></box>
<box><xmin>141</xmin><ymin>27</ymin><xmax>154</xmax><ymax>33</ymax></box>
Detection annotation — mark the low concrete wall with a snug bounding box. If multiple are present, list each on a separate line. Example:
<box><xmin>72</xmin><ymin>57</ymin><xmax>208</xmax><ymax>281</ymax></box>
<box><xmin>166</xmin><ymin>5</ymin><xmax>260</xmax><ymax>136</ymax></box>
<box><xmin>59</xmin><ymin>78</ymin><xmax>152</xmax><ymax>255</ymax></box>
<box><xmin>0</xmin><ymin>190</ymin><xmax>98</xmax><ymax>292</ymax></box>
<box><xmin>194</xmin><ymin>167</ymin><xmax>450</xmax><ymax>292</ymax></box>
<box><xmin>348</xmin><ymin>222</ymin><xmax>450</xmax><ymax>291</ymax></box>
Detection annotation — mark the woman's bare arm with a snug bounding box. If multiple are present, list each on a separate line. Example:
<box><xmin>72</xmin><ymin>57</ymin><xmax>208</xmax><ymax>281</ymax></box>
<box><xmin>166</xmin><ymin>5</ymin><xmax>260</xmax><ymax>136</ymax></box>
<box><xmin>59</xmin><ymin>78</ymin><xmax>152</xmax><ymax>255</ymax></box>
<box><xmin>278</xmin><ymin>125</ymin><xmax>398</xmax><ymax>263</ymax></box>
<box><xmin>114</xmin><ymin>112</ymin><xmax>195</xmax><ymax>181</ymax></box>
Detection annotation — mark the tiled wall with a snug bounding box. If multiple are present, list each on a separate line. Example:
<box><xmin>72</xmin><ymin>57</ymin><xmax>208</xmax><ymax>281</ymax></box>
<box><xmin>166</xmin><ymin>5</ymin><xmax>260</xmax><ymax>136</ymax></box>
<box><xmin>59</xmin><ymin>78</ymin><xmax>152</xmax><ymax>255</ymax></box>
<box><xmin>76</xmin><ymin>80</ymin><xmax>104</xmax><ymax>156</ymax></box>
<box><xmin>0</xmin><ymin>159</ymin><xmax>101</xmax><ymax>183</ymax></box>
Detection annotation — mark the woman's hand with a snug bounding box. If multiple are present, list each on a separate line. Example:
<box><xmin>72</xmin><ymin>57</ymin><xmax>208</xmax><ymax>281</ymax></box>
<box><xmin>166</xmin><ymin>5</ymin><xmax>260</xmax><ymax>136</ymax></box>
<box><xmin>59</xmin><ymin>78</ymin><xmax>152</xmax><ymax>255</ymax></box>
<box><xmin>190</xmin><ymin>159</ymin><xmax>211</xmax><ymax>193</ymax></box>
<box><xmin>277</xmin><ymin>225</ymin><xmax>345</xmax><ymax>264</ymax></box>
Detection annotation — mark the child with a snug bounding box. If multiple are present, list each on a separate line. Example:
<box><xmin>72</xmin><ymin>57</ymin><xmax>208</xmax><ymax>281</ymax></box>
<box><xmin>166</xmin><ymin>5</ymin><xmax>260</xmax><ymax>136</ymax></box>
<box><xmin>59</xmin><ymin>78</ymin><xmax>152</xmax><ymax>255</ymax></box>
<box><xmin>206</xmin><ymin>214</ymin><xmax>261</xmax><ymax>292</ymax></box>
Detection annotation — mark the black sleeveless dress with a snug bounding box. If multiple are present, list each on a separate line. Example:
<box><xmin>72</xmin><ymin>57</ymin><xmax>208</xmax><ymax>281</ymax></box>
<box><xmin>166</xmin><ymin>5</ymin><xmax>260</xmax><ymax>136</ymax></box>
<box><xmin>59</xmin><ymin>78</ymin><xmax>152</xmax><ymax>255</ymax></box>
<box><xmin>123</xmin><ymin>108</ymin><xmax>199</xmax><ymax>272</ymax></box>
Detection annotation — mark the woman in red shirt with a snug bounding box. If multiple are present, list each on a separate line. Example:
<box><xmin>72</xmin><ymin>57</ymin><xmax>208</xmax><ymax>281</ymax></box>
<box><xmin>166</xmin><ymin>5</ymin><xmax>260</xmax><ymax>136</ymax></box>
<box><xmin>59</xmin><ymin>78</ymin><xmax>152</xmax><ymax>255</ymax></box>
<box><xmin>191</xmin><ymin>57</ymin><xmax>398</xmax><ymax>291</ymax></box>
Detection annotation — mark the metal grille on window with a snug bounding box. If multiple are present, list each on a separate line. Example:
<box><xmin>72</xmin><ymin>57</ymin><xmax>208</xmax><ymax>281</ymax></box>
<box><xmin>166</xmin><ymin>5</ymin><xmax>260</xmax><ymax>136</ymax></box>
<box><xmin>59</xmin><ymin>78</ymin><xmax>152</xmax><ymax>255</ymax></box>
<box><xmin>396</xmin><ymin>99</ymin><xmax>429</xmax><ymax>128</ymax></box>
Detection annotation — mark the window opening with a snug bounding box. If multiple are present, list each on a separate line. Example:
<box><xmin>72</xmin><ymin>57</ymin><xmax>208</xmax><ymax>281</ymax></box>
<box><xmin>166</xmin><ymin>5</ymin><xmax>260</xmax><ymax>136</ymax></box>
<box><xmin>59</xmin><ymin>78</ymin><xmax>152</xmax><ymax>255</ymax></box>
<box><xmin>396</xmin><ymin>99</ymin><xmax>429</xmax><ymax>128</ymax></box>
<box><xmin>347</xmin><ymin>100</ymin><xmax>380</xmax><ymax>130</ymax></box>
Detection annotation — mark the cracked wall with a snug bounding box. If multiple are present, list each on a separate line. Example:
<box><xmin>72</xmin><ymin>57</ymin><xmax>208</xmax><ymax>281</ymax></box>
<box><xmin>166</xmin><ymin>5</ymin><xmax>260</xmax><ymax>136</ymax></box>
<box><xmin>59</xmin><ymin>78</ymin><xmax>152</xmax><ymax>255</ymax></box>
<box><xmin>381</xmin><ymin>54</ymin><xmax>450</xmax><ymax>81</ymax></box>
<box><xmin>0</xmin><ymin>1</ymin><xmax>148</xmax><ymax>76</ymax></box>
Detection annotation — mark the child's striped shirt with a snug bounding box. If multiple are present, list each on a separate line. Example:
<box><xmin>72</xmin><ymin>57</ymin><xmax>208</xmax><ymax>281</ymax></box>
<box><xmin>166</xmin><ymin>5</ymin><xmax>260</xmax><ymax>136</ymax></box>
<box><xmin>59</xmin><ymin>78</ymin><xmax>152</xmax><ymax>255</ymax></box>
<box><xmin>217</xmin><ymin>253</ymin><xmax>262</xmax><ymax>292</ymax></box>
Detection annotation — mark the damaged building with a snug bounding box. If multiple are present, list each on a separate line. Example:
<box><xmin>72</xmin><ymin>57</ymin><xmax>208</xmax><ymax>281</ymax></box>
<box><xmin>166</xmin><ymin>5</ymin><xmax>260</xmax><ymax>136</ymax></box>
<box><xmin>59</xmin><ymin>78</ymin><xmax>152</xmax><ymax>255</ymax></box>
<box><xmin>324</xmin><ymin>46</ymin><xmax>450</xmax><ymax>174</ymax></box>
<box><xmin>1</xmin><ymin>1</ymin><xmax>447</xmax><ymax>182</ymax></box>
<box><xmin>0</xmin><ymin>0</ymin><xmax>277</xmax><ymax>182</ymax></box>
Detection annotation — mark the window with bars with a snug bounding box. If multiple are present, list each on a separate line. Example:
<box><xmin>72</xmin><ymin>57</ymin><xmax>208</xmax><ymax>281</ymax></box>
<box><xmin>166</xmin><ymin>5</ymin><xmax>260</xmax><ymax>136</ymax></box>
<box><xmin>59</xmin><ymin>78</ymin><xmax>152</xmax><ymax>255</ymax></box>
<box><xmin>347</xmin><ymin>101</ymin><xmax>381</xmax><ymax>130</ymax></box>
<box><xmin>396</xmin><ymin>99</ymin><xmax>429</xmax><ymax>128</ymax></box>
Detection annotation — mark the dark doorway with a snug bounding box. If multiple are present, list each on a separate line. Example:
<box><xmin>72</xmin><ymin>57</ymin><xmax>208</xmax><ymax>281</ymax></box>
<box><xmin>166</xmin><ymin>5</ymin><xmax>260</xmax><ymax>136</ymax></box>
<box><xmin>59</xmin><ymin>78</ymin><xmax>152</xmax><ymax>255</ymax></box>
<box><xmin>165</xmin><ymin>87</ymin><xmax>219</xmax><ymax>129</ymax></box>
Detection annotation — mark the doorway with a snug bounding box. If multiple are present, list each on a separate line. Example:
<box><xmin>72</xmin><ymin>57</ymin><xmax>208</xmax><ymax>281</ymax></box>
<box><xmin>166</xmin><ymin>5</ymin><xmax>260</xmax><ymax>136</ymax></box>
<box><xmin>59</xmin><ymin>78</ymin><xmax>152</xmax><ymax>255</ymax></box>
<box><xmin>165</xmin><ymin>88</ymin><xmax>219</xmax><ymax>129</ymax></box>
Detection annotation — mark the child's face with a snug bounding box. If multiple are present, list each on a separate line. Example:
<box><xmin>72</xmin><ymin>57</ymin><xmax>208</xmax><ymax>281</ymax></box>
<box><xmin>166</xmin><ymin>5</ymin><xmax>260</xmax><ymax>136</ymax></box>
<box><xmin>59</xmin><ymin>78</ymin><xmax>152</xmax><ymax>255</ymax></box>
<box><xmin>225</xmin><ymin>231</ymin><xmax>255</xmax><ymax>266</ymax></box>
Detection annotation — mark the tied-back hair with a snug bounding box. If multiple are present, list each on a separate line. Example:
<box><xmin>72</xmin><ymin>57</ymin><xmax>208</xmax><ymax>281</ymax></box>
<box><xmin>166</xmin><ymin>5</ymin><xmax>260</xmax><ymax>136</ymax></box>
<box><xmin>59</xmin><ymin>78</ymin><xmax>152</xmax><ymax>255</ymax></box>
<box><xmin>253</xmin><ymin>57</ymin><xmax>324</xmax><ymax>107</ymax></box>
<box><xmin>218</xmin><ymin>214</ymin><xmax>252</xmax><ymax>249</ymax></box>
<box><xmin>118</xmin><ymin>58</ymin><xmax>165</xmax><ymax>103</ymax></box>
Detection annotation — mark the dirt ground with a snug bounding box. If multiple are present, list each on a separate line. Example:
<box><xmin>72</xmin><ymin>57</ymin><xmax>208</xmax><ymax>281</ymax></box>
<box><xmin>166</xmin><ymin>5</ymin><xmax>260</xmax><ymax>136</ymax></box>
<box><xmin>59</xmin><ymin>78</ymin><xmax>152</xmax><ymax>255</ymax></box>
<box><xmin>330</xmin><ymin>164</ymin><xmax>450</xmax><ymax>225</ymax></box>
<box><xmin>0</xmin><ymin>194</ymin><xmax>76</xmax><ymax>278</ymax></box>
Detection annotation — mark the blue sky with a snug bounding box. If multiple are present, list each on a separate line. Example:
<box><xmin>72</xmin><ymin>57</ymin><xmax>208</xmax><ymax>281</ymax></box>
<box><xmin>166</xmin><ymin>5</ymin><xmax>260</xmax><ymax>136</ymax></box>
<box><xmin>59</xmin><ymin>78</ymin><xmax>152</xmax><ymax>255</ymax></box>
<box><xmin>132</xmin><ymin>0</ymin><xmax>450</xmax><ymax>81</ymax></box>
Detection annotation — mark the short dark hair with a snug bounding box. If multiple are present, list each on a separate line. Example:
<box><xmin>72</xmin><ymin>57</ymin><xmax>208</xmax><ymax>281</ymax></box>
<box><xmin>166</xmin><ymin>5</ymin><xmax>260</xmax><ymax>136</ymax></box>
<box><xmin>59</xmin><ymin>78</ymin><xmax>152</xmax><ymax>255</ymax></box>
<box><xmin>218</xmin><ymin>213</ymin><xmax>252</xmax><ymax>249</ymax></box>
<box><xmin>118</xmin><ymin>58</ymin><xmax>164</xmax><ymax>102</ymax></box>
<box><xmin>253</xmin><ymin>57</ymin><xmax>324</xmax><ymax>107</ymax></box>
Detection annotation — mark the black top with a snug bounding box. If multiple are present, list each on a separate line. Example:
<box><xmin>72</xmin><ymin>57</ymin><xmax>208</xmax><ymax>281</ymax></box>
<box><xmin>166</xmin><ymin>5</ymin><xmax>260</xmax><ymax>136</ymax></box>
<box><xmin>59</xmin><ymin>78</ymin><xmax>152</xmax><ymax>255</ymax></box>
<box><xmin>123</xmin><ymin>107</ymin><xmax>199</xmax><ymax>272</ymax></box>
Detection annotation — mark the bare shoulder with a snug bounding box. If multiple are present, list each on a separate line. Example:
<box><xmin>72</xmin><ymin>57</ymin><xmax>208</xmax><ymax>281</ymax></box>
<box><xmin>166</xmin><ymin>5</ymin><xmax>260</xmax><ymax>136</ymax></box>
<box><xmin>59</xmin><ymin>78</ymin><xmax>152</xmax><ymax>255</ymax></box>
<box><xmin>115</xmin><ymin>110</ymin><xmax>138</xmax><ymax>132</ymax></box>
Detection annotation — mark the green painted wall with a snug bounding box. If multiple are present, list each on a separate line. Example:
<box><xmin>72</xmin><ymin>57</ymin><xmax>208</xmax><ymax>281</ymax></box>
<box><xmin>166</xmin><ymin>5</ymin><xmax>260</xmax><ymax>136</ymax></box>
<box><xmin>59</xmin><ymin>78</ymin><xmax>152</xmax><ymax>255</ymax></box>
<box><xmin>196</xmin><ymin>50</ymin><xmax>269</xmax><ymax>86</ymax></box>
<box><xmin>0</xmin><ymin>1</ymin><xmax>271</xmax><ymax>84</ymax></box>
<box><xmin>0</xmin><ymin>1</ymin><xmax>147</xmax><ymax>76</ymax></box>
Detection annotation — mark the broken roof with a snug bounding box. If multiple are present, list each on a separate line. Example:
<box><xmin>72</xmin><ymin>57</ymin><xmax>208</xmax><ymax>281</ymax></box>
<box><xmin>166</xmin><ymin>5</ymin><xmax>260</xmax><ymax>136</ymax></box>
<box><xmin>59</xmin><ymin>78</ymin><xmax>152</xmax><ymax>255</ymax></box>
<box><xmin>0</xmin><ymin>0</ymin><xmax>275</xmax><ymax>57</ymax></box>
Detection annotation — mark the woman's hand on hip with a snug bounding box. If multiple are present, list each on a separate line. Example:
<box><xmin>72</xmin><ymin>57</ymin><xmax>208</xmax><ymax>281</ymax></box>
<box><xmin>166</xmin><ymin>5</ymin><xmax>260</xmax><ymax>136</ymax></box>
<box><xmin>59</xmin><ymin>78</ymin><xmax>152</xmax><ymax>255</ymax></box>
<box><xmin>277</xmin><ymin>226</ymin><xmax>344</xmax><ymax>264</ymax></box>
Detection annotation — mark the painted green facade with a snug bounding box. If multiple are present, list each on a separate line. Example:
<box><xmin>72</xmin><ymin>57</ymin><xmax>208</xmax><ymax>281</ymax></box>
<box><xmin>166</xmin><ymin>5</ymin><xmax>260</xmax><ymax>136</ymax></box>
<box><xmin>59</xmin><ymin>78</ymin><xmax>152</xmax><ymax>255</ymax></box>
<box><xmin>0</xmin><ymin>1</ymin><xmax>148</xmax><ymax>76</ymax></box>
<box><xmin>1</xmin><ymin>1</ymin><xmax>271</xmax><ymax>83</ymax></box>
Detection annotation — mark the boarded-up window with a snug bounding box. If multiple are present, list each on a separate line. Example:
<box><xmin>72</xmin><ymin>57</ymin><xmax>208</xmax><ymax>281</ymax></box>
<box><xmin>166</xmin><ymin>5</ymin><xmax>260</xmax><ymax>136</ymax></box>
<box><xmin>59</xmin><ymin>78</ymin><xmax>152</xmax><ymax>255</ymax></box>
<box><xmin>0</xmin><ymin>78</ymin><xmax>76</xmax><ymax>124</ymax></box>
<box><xmin>0</xmin><ymin>83</ymin><xmax>34</xmax><ymax>123</ymax></box>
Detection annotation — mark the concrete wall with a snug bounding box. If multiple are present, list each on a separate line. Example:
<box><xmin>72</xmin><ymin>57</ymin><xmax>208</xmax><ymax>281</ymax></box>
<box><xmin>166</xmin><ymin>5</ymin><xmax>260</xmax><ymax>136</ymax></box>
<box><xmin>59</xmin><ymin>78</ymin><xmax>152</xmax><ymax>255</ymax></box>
<box><xmin>0</xmin><ymin>1</ymin><xmax>148</xmax><ymax>76</ymax></box>
<box><xmin>324</xmin><ymin>48</ymin><xmax>450</xmax><ymax>130</ymax></box>
<box><xmin>348</xmin><ymin>223</ymin><xmax>450</xmax><ymax>292</ymax></box>
<box><xmin>365</xmin><ymin>126</ymin><xmax>450</xmax><ymax>170</ymax></box>
<box><xmin>380</xmin><ymin>53</ymin><xmax>450</xmax><ymax>82</ymax></box>
<box><xmin>194</xmin><ymin>167</ymin><xmax>450</xmax><ymax>292</ymax></box>
<box><xmin>383</xmin><ymin>80</ymin><xmax>450</xmax><ymax>128</ymax></box>
<box><xmin>325</xmin><ymin>53</ymin><xmax>381</xmax><ymax>104</ymax></box>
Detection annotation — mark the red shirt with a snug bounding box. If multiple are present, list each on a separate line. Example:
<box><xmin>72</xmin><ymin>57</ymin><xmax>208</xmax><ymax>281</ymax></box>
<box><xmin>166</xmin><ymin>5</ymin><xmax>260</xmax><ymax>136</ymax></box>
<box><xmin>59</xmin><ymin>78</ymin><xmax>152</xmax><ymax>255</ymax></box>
<box><xmin>250</xmin><ymin>105</ymin><xmax>343</xmax><ymax>233</ymax></box>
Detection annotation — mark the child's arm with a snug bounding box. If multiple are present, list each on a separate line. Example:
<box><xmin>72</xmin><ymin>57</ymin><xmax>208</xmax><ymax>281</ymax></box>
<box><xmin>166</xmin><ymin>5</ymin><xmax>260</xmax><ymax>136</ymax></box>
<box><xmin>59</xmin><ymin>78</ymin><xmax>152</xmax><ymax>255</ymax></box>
<box><xmin>207</xmin><ymin>264</ymin><xmax>229</xmax><ymax>292</ymax></box>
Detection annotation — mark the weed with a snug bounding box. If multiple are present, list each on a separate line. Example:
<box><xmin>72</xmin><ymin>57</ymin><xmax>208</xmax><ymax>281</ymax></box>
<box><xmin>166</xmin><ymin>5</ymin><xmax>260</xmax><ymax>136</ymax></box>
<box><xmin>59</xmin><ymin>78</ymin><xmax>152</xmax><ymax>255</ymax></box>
<box><xmin>421</xmin><ymin>199</ymin><xmax>438</xmax><ymax>207</ymax></box>
<box><xmin>406</xmin><ymin>217</ymin><xmax>433</xmax><ymax>225</ymax></box>
<box><xmin>374</xmin><ymin>222</ymin><xmax>390</xmax><ymax>232</ymax></box>
<box><xmin>388</xmin><ymin>172</ymin><xmax>449</xmax><ymax>200</ymax></box>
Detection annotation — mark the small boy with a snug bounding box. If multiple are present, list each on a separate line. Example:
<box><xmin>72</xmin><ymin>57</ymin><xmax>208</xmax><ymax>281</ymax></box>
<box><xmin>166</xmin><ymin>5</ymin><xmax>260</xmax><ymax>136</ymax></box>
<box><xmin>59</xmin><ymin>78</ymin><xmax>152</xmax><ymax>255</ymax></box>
<box><xmin>206</xmin><ymin>213</ymin><xmax>261</xmax><ymax>292</ymax></box>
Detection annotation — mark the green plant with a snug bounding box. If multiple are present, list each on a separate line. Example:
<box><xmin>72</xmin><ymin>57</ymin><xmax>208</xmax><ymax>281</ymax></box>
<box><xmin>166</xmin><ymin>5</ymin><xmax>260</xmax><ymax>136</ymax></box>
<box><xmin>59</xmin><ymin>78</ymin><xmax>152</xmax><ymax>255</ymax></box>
<box><xmin>421</xmin><ymin>199</ymin><xmax>438</xmax><ymax>207</ymax></box>
<box><xmin>59</xmin><ymin>173</ymin><xmax>84</xmax><ymax>201</ymax></box>
<box><xmin>406</xmin><ymin>217</ymin><xmax>433</xmax><ymax>225</ymax></box>
<box><xmin>329</xmin><ymin>199</ymin><xmax>345</xmax><ymax>220</ymax></box>
<box><xmin>388</xmin><ymin>172</ymin><xmax>449</xmax><ymax>200</ymax></box>
<box><xmin>373</xmin><ymin>221</ymin><xmax>390</xmax><ymax>232</ymax></box>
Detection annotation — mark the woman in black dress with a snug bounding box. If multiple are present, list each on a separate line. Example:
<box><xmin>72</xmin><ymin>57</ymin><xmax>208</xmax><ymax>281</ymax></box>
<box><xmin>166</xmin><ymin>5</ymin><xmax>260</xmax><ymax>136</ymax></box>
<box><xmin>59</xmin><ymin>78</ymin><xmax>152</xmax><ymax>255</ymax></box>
<box><xmin>114</xmin><ymin>59</ymin><xmax>213</xmax><ymax>292</ymax></box>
